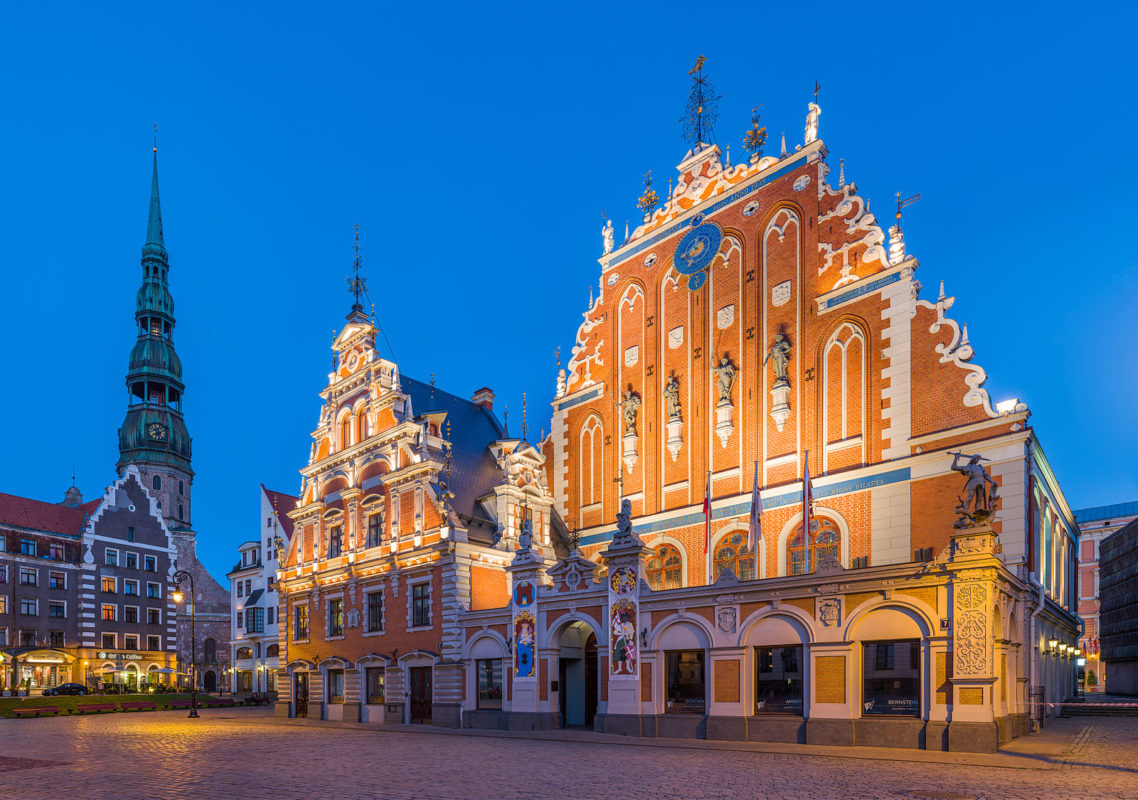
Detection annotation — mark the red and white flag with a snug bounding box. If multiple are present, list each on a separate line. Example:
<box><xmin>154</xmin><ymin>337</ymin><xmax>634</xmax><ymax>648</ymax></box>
<box><xmin>747</xmin><ymin>461</ymin><xmax>762</xmax><ymax>555</ymax></box>
<box><xmin>703</xmin><ymin>470</ymin><xmax>712</xmax><ymax>554</ymax></box>
<box><xmin>803</xmin><ymin>450</ymin><xmax>813</xmax><ymax>538</ymax></box>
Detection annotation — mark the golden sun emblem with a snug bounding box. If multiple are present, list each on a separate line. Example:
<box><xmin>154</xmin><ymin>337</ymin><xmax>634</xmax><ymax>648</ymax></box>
<box><xmin>680</xmin><ymin>238</ymin><xmax>706</xmax><ymax>266</ymax></box>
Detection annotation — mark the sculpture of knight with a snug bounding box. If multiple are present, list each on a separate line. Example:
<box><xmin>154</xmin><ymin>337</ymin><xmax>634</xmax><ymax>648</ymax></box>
<box><xmin>950</xmin><ymin>451</ymin><xmax>1000</xmax><ymax>528</ymax></box>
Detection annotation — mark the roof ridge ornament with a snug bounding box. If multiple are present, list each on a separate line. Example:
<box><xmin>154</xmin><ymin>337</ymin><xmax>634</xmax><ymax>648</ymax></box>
<box><xmin>345</xmin><ymin>224</ymin><xmax>369</xmax><ymax>322</ymax></box>
<box><xmin>681</xmin><ymin>55</ymin><xmax>720</xmax><ymax>150</ymax></box>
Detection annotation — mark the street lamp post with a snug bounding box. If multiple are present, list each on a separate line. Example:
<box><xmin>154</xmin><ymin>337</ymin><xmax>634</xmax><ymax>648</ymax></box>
<box><xmin>171</xmin><ymin>569</ymin><xmax>199</xmax><ymax>719</ymax></box>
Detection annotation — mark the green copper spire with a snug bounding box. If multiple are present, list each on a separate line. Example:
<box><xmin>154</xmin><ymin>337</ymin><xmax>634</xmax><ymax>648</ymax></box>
<box><xmin>118</xmin><ymin>146</ymin><xmax>192</xmax><ymax>477</ymax></box>
<box><xmin>143</xmin><ymin>149</ymin><xmax>166</xmax><ymax>258</ymax></box>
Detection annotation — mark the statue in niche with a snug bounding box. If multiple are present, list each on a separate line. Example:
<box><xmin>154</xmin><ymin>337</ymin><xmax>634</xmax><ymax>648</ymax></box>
<box><xmin>712</xmin><ymin>356</ymin><xmax>737</xmax><ymax>405</ymax></box>
<box><xmin>764</xmin><ymin>333</ymin><xmax>791</xmax><ymax>384</ymax></box>
<box><xmin>805</xmin><ymin>102</ymin><xmax>821</xmax><ymax>144</ymax></box>
<box><xmin>663</xmin><ymin>375</ymin><xmax>681</xmax><ymax>421</ymax></box>
<box><xmin>621</xmin><ymin>389</ymin><xmax>641</xmax><ymax>436</ymax></box>
<box><xmin>950</xmin><ymin>452</ymin><xmax>1000</xmax><ymax>528</ymax></box>
<box><xmin>602</xmin><ymin>219</ymin><xmax>614</xmax><ymax>255</ymax></box>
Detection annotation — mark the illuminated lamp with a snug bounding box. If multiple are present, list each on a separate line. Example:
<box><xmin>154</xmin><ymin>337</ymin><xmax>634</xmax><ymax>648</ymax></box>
<box><xmin>1048</xmin><ymin>638</ymin><xmax>1059</xmax><ymax>650</ymax></box>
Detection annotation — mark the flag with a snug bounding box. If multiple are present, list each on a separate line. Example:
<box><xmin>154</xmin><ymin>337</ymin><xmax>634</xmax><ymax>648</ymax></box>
<box><xmin>747</xmin><ymin>461</ymin><xmax>762</xmax><ymax>555</ymax></box>
<box><xmin>703</xmin><ymin>470</ymin><xmax>712</xmax><ymax>554</ymax></box>
<box><xmin>803</xmin><ymin>450</ymin><xmax>813</xmax><ymax>541</ymax></box>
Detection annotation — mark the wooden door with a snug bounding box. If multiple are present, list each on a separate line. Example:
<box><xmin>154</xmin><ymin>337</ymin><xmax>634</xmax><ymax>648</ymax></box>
<box><xmin>409</xmin><ymin>667</ymin><xmax>432</xmax><ymax>724</ymax></box>
<box><xmin>294</xmin><ymin>672</ymin><xmax>309</xmax><ymax>718</ymax></box>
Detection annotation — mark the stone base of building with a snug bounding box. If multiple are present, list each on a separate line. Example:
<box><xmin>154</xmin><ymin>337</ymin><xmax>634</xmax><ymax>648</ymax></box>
<box><xmin>947</xmin><ymin>721</ymin><xmax>999</xmax><ymax>753</ymax></box>
<box><xmin>431</xmin><ymin>703</ymin><xmax>462</xmax><ymax>728</ymax></box>
<box><xmin>464</xmin><ymin>709</ymin><xmax>507</xmax><ymax>729</ymax></box>
<box><xmin>306</xmin><ymin>702</ymin><xmax>325</xmax><ymax>720</ymax></box>
<box><xmin>805</xmin><ymin>718</ymin><xmax>855</xmax><ymax>746</ymax></box>
<box><xmin>854</xmin><ymin>717</ymin><xmax>926</xmax><ymax>749</ymax></box>
<box><xmin>706</xmin><ymin>715</ymin><xmax>747</xmax><ymax>741</ymax></box>
<box><xmin>601</xmin><ymin>713</ymin><xmax>645</xmax><ymax>736</ymax></box>
<box><xmin>655</xmin><ymin>714</ymin><xmax>707</xmax><ymax>739</ymax></box>
<box><xmin>273</xmin><ymin>701</ymin><xmax>290</xmax><ymax>718</ymax></box>
<box><xmin>747</xmin><ymin>715</ymin><xmax>806</xmax><ymax>743</ymax></box>
<box><xmin>505</xmin><ymin>711</ymin><xmax>557</xmax><ymax>731</ymax></box>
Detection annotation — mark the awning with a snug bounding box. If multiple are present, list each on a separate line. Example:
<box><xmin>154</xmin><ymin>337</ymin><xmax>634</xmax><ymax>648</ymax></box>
<box><xmin>245</xmin><ymin>588</ymin><xmax>264</xmax><ymax>606</ymax></box>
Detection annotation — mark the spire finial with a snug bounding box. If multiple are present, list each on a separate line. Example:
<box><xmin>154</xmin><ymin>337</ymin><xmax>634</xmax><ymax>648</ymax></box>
<box><xmin>345</xmin><ymin>224</ymin><xmax>369</xmax><ymax>320</ymax></box>
<box><xmin>503</xmin><ymin>403</ymin><xmax>509</xmax><ymax>437</ymax></box>
<box><xmin>681</xmin><ymin>55</ymin><xmax>720</xmax><ymax>147</ymax></box>
<box><xmin>838</xmin><ymin>158</ymin><xmax>845</xmax><ymax>188</ymax></box>
<box><xmin>780</xmin><ymin>132</ymin><xmax>787</xmax><ymax>157</ymax></box>
<box><xmin>153</xmin><ymin>123</ymin><xmax>158</xmax><ymax>154</ymax></box>
<box><xmin>743</xmin><ymin>105</ymin><xmax>768</xmax><ymax>161</ymax></box>
<box><xmin>144</xmin><ymin>140</ymin><xmax>165</xmax><ymax>252</ymax></box>
<box><xmin>521</xmin><ymin>392</ymin><xmax>528</xmax><ymax>442</ymax></box>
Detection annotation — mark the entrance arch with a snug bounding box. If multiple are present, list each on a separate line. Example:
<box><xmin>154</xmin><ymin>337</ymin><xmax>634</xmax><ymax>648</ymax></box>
<box><xmin>204</xmin><ymin>670</ymin><xmax>217</xmax><ymax>693</ymax></box>
<box><xmin>555</xmin><ymin>620</ymin><xmax>598</xmax><ymax>728</ymax></box>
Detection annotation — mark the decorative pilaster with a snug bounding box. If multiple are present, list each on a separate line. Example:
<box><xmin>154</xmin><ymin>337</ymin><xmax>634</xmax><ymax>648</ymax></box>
<box><xmin>600</xmin><ymin>500</ymin><xmax>647</xmax><ymax>733</ymax></box>
<box><xmin>505</xmin><ymin>520</ymin><xmax>542</xmax><ymax>728</ymax></box>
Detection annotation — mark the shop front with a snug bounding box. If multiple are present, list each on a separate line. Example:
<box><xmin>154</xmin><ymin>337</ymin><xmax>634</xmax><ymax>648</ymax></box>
<box><xmin>5</xmin><ymin>648</ymin><xmax>74</xmax><ymax>692</ymax></box>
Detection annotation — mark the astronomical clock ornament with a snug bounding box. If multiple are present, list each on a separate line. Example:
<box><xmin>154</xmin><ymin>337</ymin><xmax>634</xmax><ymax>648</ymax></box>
<box><xmin>673</xmin><ymin>222</ymin><xmax>722</xmax><ymax>291</ymax></box>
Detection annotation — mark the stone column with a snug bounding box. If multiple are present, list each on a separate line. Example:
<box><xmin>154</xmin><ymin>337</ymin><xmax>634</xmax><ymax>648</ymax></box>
<box><xmin>600</xmin><ymin>500</ymin><xmax>647</xmax><ymax>735</ymax></box>
<box><xmin>947</xmin><ymin>526</ymin><xmax>1000</xmax><ymax>753</ymax></box>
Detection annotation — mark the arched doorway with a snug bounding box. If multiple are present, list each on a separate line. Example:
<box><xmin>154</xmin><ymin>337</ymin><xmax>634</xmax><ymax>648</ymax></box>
<box><xmin>204</xmin><ymin>670</ymin><xmax>217</xmax><ymax>693</ymax></box>
<box><xmin>557</xmin><ymin>622</ymin><xmax>598</xmax><ymax>728</ymax></box>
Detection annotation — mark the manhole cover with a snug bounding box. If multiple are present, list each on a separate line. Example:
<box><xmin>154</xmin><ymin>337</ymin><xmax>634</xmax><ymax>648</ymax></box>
<box><xmin>905</xmin><ymin>792</ymin><xmax>977</xmax><ymax>800</ymax></box>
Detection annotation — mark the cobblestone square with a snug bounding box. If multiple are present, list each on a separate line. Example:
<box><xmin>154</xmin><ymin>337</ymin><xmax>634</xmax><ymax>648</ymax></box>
<box><xmin>2</xmin><ymin>709</ymin><xmax>1138</xmax><ymax>800</ymax></box>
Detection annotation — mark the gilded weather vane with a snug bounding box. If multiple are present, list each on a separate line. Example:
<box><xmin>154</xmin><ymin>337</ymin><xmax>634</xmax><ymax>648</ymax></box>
<box><xmin>637</xmin><ymin>170</ymin><xmax>659</xmax><ymax>220</ymax></box>
<box><xmin>681</xmin><ymin>55</ymin><xmax>721</xmax><ymax>147</ymax></box>
<box><xmin>743</xmin><ymin>105</ymin><xmax>768</xmax><ymax>158</ymax></box>
<box><xmin>346</xmin><ymin>224</ymin><xmax>368</xmax><ymax>311</ymax></box>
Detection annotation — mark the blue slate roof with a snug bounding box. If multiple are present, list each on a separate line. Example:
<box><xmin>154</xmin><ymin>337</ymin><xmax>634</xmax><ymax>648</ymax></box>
<box><xmin>403</xmin><ymin>375</ymin><xmax>505</xmax><ymax>544</ymax></box>
<box><xmin>1074</xmin><ymin>501</ymin><xmax>1138</xmax><ymax>524</ymax></box>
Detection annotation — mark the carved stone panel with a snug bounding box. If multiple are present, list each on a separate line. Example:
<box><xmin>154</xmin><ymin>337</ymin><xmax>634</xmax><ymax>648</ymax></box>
<box><xmin>953</xmin><ymin>581</ymin><xmax>990</xmax><ymax>678</ymax></box>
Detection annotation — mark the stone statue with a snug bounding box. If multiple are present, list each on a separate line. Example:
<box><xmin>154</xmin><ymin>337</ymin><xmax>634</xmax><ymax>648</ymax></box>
<box><xmin>611</xmin><ymin>497</ymin><xmax>642</xmax><ymax>546</ymax></box>
<box><xmin>663</xmin><ymin>375</ymin><xmax>681</xmax><ymax>421</ymax></box>
<box><xmin>950</xmin><ymin>451</ymin><xmax>1000</xmax><ymax>527</ymax></box>
<box><xmin>805</xmin><ymin>102</ymin><xmax>820</xmax><ymax>144</ymax></box>
<box><xmin>712</xmin><ymin>356</ymin><xmax>736</xmax><ymax>405</ymax></box>
<box><xmin>555</xmin><ymin>368</ymin><xmax>567</xmax><ymax>398</ymax></box>
<box><xmin>602</xmin><ymin>219</ymin><xmax>614</xmax><ymax>255</ymax></box>
<box><xmin>621</xmin><ymin>389</ymin><xmax>641</xmax><ymax>436</ymax></box>
<box><xmin>763</xmin><ymin>334</ymin><xmax>791</xmax><ymax>384</ymax></box>
<box><xmin>518</xmin><ymin>517</ymin><xmax>533</xmax><ymax>552</ymax></box>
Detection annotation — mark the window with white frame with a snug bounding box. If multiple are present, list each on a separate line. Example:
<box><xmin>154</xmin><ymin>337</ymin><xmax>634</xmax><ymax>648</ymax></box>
<box><xmin>105</xmin><ymin>548</ymin><xmax>119</xmax><ymax>566</ymax></box>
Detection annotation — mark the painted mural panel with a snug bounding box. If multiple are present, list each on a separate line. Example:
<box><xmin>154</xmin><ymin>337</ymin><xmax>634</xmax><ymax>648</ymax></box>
<box><xmin>512</xmin><ymin>580</ymin><xmax>537</xmax><ymax>680</ymax></box>
<box><xmin>608</xmin><ymin>566</ymin><xmax>639</xmax><ymax>678</ymax></box>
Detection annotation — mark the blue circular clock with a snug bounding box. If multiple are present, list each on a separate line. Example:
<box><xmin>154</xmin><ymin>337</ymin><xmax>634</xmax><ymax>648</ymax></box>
<box><xmin>673</xmin><ymin>223</ymin><xmax>722</xmax><ymax>275</ymax></box>
<box><xmin>687</xmin><ymin>271</ymin><xmax>707</xmax><ymax>291</ymax></box>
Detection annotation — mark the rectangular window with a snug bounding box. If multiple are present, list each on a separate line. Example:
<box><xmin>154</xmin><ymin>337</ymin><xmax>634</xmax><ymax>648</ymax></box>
<box><xmin>126</xmin><ymin>552</ymin><xmax>138</xmax><ymax>569</ymax></box>
<box><xmin>144</xmin><ymin>555</ymin><xmax>157</xmax><ymax>572</ymax></box>
<box><xmin>367</xmin><ymin>514</ymin><xmax>382</xmax><ymax>548</ymax></box>
<box><xmin>48</xmin><ymin>601</ymin><xmax>65</xmax><ymax>618</ymax></box>
<box><xmin>294</xmin><ymin>605</ymin><xmax>309</xmax><ymax>640</ymax></box>
<box><xmin>105</xmin><ymin>549</ymin><xmax>119</xmax><ymax>566</ymax></box>
<box><xmin>101</xmin><ymin>604</ymin><xmax>116</xmax><ymax>621</ymax></box>
<box><xmin>237</xmin><ymin>582</ymin><xmax>243</xmax><ymax>597</ymax></box>
<box><xmin>367</xmin><ymin>591</ymin><xmax>383</xmax><ymax>632</ymax></box>
<box><xmin>476</xmin><ymin>659</ymin><xmax>503</xmax><ymax>709</ymax></box>
<box><xmin>124</xmin><ymin>579</ymin><xmax>139</xmax><ymax>596</ymax></box>
<box><xmin>863</xmin><ymin>640</ymin><xmax>921</xmax><ymax>717</ymax></box>
<box><xmin>412</xmin><ymin>583</ymin><xmax>430</xmax><ymax>628</ymax></box>
<box><xmin>49</xmin><ymin>543</ymin><xmax>64</xmax><ymax>560</ymax></box>
<box><xmin>20</xmin><ymin>598</ymin><xmax>37</xmax><ymax>615</ymax></box>
<box><xmin>147</xmin><ymin>635</ymin><xmax>161</xmax><ymax>651</ymax></box>
<box><xmin>127</xmin><ymin>526</ymin><xmax>135</xmax><ymax>542</ymax></box>
<box><xmin>49</xmin><ymin>631</ymin><xmax>64</xmax><ymax>647</ymax></box>
<box><xmin>102</xmin><ymin>633</ymin><xmax>116</xmax><ymax>649</ymax></box>
<box><xmin>124</xmin><ymin>606</ymin><xmax>139</xmax><ymax>623</ymax></box>
<box><xmin>366</xmin><ymin>666</ymin><xmax>386</xmax><ymax>704</ymax></box>
<box><xmin>246</xmin><ymin>579</ymin><xmax>252</xmax><ymax>595</ymax></box>
<box><xmin>0</xmin><ymin>564</ymin><xmax>6</xmax><ymax>582</ymax></box>
<box><xmin>248</xmin><ymin>607</ymin><xmax>264</xmax><ymax>634</ymax></box>
<box><xmin>329</xmin><ymin>525</ymin><xmax>343</xmax><ymax>558</ymax></box>
<box><xmin>20</xmin><ymin>538</ymin><xmax>36</xmax><ymax>556</ymax></box>
<box><xmin>102</xmin><ymin>577</ymin><xmax>116</xmax><ymax>593</ymax></box>
<box><xmin>147</xmin><ymin>608</ymin><xmax>161</xmax><ymax>625</ymax></box>
<box><xmin>0</xmin><ymin>629</ymin><xmax>7</xmax><ymax>646</ymax></box>
<box><xmin>49</xmin><ymin>571</ymin><xmax>66</xmax><ymax>590</ymax></box>
<box><xmin>267</xmin><ymin>607</ymin><xmax>275</xmax><ymax>625</ymax></box>
<box><xmin>0</xmin><ymin>596</ymin><xmax>6</xmax><ymax>614</ymax></box>
<box><xmin>146</xmin><ymin>582</ymin><xmax>161</xmax><ymax>598</ymax></box>
<box><xmin>20</xmin><ymin>629</ymin><xmax>35</xmax><ymax>647</ymax></box>
<box><xmin>236</xmin><ymin>611</ymin><xmax>243</xmax><ymax>628</ymax></box>
<box><xmin>664</xmin><ymin>650</ymin><xmax>706</xmax><ymax>714</ymax></box>
<box><xmin>328</xmin><ymin>598</ymin><xmax>344</xmax><ymax>637</ymax></box>
<box><xmin>755</xmin><ymin>645</ymin><xmax>803</xmax><ymax>714</ymax></box>
<box><xmin>326</xmin><ymin>669</ymin><xmax>344</xmax><ymax>703</ymax></box>
<box><xmin>124</xmin><ymin>634</ymin><xmax>139</xmax><ymax>650</ymax></box>
<box><xmin>19</xmin><ymin>567</ymin><xmax>37</xmax><ymax>586</ymax></box>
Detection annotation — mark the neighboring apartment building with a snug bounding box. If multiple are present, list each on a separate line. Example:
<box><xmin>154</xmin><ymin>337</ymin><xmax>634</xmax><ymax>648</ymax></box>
<box><xmin>229</xmin><ymin>485</ymin><xmax>295</xmax><ymax>694</ymax></box>
<box><xmin>1074</xmin><ymin>501</ymin><xmax>1138</xmax><ymax>692</ymax></box>
<box><xmin>1099</xmin><ymin>519</ymin><xmax>1138</xmax><ymax>696</ymax></box>
<box><xmin>0</xmin><ymin>469</ymin><xmax>179</xmax><ymax>691</ymax></box>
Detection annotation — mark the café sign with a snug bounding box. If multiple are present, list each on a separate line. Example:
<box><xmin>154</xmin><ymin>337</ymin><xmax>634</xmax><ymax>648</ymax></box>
<box><xmin>97</xmin><ymin>651</ymin><xmax>143</xmax><ymax>661</ymax></box>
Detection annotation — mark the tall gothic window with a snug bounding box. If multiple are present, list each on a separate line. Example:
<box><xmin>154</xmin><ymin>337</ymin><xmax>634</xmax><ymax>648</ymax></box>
<box><xmin>646</xmin><ymin>544</ymin><xmax>682</xmax><ymax>590</ymax></box>
<box><xmin>340</xmin><ymin>417</ymin><xmax>352</xmax><ymax>450</ymax></box>
<box><xmin>823</xmin><ymin>323</ymin><xmax>866</xmax><ymax>469</ymax></box>
<box><xmin>714</xmin><ymin>532</ymin><xmax>755</xmax><ymax>581</ymax></box>
<box><xmin>356</xmin><ymin>410</ymin><xmax>368</xmax><ymax>442</ymax></box>
<box><xmin>578</xmin><ymin>415</ymin><xmax>604</xmax><ymax>516</ymax></box>
<box><xmin>788</xmin><ymin>517</ymin><xmax>841</xmax><ymax>576</ymax></box>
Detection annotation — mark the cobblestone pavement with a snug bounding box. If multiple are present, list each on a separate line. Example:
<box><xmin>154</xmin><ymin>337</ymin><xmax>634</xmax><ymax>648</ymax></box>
<box><xmin>1</xmin><ymin>709</ymin><xmax>1137</xmax><ymax>800</ymax></box>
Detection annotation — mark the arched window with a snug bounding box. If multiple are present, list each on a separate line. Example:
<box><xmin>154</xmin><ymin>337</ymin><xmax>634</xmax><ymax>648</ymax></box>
<box><xmin>646</xmin><ymin>544</ymin><xmax>682</xmax><ymax>590</ymax></box>
<box><xmin>714</xmin><ymin>531</ymin><xmax>755</xmax><ymax>581</ymax></box>
<box><xmin>356</xmin><ymin>410</ymin><xmax>368</xmax><ymax>442</ymax></box>
<box><xmin>823</xmin><ymin>323</ymin><xmax>866</xmax><ymax>470</ymax></box>
<box><xmin>235</xmin><ymin>646</ymin><xmax>253</xmax><ymax>660</ymax></box>
<box><xmin>787</xmin><ymin>517</ymin><xmax>841</xmax><ymax>576</ymax></box>
<box><xmin>177</xmin><ymin>504</ymin><xmax>184</xmax><ymax>520</ymax></box>
<box><xmin>266</xmin><ymin>643</ymin><xmax>280</xmax><ymax>658</ymax></box>
<box><xmin>578</xmin><ymin>415</ymin><xmax>604</xmax><ymax>515</ymax></box>
<box><xmin>179</xmin><ymin>480</ymin><xmax>184</xmax><ymax>496</ymax></box>
<box><xmin>204</xmin><ymin>638</ymin><xmax>217</xmax><ymax>662</ymax></box>
<box><xmin>340</xmin><ymin>417</ymin><xmax>352</xmax><ymax>450</ymax></box>
<box><xmin>152</xmin><ymin>475</ymin><xmax>162</xmax><ymax>491</ymax></box>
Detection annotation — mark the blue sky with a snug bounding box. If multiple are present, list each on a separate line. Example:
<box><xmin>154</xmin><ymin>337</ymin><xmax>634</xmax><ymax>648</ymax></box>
<box><xmin>1</xmin><ymin>2</ymin><xmax>1134</xmax><ymax>582</ymax></box>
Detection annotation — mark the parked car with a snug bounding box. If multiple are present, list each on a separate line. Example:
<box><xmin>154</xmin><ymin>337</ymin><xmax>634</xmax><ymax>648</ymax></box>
<box><xmin>42</xmin><ymin>683</ymin><xmax>87</xmax><ymax>696</ymax></box>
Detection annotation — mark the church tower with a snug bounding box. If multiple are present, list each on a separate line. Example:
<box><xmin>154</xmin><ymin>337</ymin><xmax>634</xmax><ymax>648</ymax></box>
<box><xmin>116</xmin><ymin>148</ymin><xmax>194</xmax><ymax>528</ymax></box>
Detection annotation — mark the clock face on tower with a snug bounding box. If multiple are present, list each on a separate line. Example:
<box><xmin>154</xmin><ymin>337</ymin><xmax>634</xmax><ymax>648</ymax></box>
<box><xmin>146</xmin><ymin>423</ymin><xmax>168</xmax><ymax>442</ymax></box>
